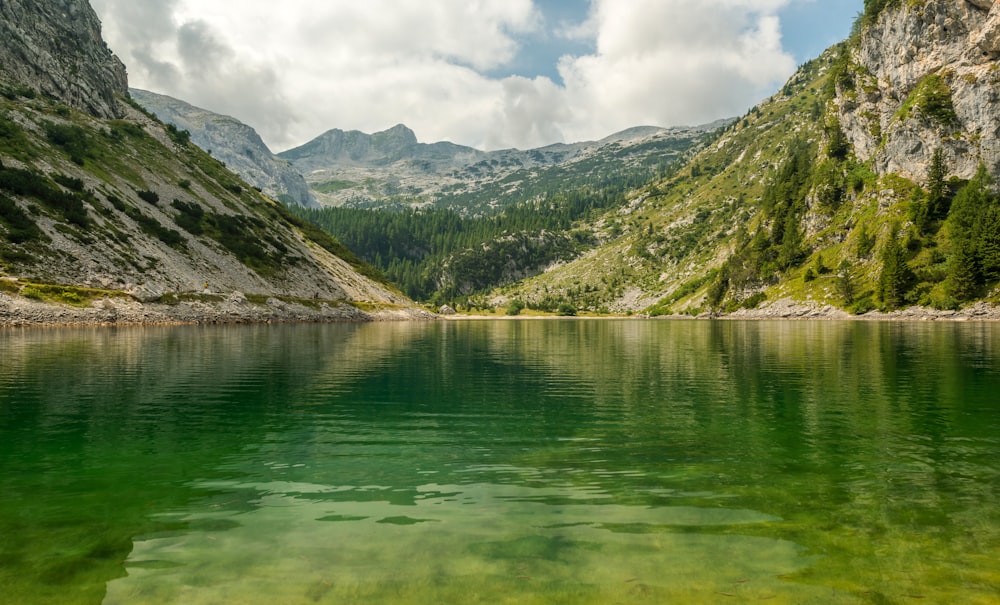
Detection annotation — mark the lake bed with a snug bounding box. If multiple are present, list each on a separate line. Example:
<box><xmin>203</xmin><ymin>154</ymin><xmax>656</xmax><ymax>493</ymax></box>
<box><xmin>1</xmin><ymin>320</ymin><xmax>997</xmax><ymax>604</ymax></box>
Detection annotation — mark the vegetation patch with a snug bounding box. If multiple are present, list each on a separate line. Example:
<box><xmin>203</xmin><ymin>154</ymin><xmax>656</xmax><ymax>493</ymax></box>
<box><xmin>0</xmin><ymin>111</ymin><xmax>34</xmax><ymax>161</ymax></box>
<box><xmin>171</xmin><ymin>199</ymin><xmax>204</xmax><ymax>235</ymax></box>
<box><xmin>0</xmin><ymin>164</ymin><xmax>89</xmax><ymax>227</ymax></box>
<box><xmin>0</xmin><ymin>193</ymin><xmax>43</xmax><ymax>243</ymax></box>
<box><xmin>44</xmin><ymin>121</ymin><xmax>95</xmax><ymax>166</ymax></box>
<box><xmin>118</xmin><ymin>202</ymin><xmax>185</xmax><ymax>249</ymax></box>
<box><xmin>12</xmin><ymin>282</ymin><xmax>127</xmax><ymax>307</ymax></box>
<box><xmin>313</xmin><ymin>179</ymin><xmax>358</xmax><ymax>194</ymax></box>
<box><xmin>896</xmin><ymin>74</ymin><xmax>958</xmax><ymax>127</ymax></box>
<box><xmin>136</xmin><ymin>189</ymin><xmax>160</xmax><ymax>205</ymax></box>
<box><xmin>165</xmin><ymin>124</ymin><xmax>191</xmax><ymax>146</ymax></box>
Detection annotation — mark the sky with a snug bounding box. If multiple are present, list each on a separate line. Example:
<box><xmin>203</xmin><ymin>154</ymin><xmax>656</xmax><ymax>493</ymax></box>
<box><xmin>90</xmin><ymin>0</ymin><xmax>863</xmax><ymax>153</ymax></box>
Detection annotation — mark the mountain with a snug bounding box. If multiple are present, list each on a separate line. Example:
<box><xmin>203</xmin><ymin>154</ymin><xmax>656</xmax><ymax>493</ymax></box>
<box><xmin>488</xmin><ymin>0</ymin><xmax>1000</xmax><ymax>316</ymax></box>
<box><xmin>279</xmin><ymin>122</ymin><xmax>717</xmax><ymax>214</ymax></box>
<box><xmin>0</xmin><ymin>0</ymin><xmax>417</xmax><ymax>325</ymax></box>
<box><xmin>128</xmin><ymin>88</ymin><xmax>319</xmax><ymax>208</ymax></box>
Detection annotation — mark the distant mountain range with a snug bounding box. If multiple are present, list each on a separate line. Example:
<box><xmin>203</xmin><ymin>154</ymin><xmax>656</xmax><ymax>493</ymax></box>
<box><xmin>279</xmin><ymin>122</ymin><xmax>724</xmax><ymax>214</ymax></box>
<box><xmin>127</xmin><ymin>89</ymin><xmax>720</xmax><ymax>216</ymax></box>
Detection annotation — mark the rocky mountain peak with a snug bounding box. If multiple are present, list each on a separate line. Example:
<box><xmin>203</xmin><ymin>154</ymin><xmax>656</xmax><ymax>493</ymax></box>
<box><xmin>377</xmin><ymin>124</ymin><xmax>419</xmax><ymax>146</ymax></box>
<box><xmin>0</xmin><ymin>0</ymin><xmax>128</xmax><ymax>119</ymax></box>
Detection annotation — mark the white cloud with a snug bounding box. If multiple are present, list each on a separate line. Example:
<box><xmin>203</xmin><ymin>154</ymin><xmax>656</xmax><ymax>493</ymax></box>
<box><xmin>92</xmin><ymin>0</ymin><xmax>799</xmax><ymax>152</ymax></box>
<box><xmin>553</xmin><ymin>0</ymin><xmax>796</xmax><ymax>140</ymax></box>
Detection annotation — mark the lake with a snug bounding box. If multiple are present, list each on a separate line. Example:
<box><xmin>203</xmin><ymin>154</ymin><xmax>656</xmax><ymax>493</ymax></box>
<box><xmin>0</xmin><ymin>320</ymin><xmax>998</xmax><ymax>604</ymax></box>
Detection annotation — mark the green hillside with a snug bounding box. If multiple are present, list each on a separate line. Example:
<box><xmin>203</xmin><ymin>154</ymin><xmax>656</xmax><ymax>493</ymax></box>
<box><xmin>291</xmin><ymin>134</ymin><xmax>707</xmax><ymax>303</ymax></box>
<box><xmin>490</xmin><ymin>27</ymin><xmax>1000</xmax><ymax>316</ymax></box>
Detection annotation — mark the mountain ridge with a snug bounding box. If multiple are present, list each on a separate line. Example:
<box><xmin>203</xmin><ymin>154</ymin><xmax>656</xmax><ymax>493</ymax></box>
<box><xmin>280</xmin><ymin>121</ymin><xmax>722</xmax><ymax>213</ymax></box>
<box><xmin>129</xmin><ymin>88</ymin><xmax>319</xmax><ymax>208</ymax></box>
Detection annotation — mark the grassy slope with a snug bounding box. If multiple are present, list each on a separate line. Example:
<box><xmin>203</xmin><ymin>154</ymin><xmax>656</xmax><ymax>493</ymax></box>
<box><xmin>0</xmin><ymin>86</ymin><xmax>398</xmax><ymax>304</ymax></box>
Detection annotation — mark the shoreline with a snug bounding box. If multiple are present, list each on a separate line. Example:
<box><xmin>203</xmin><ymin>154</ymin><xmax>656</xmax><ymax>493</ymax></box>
<box><xmin>441</xmin><ymin>298</ymin><xmax>1000</xmax><ymax>322</ymax></box>
<box><xmin>3</xmin><ymin>294</ymin><xmax>998</xmax><ymax>329</ymax></box>
<box><xmin>0</xmin><ymin>292</ymin><xmax>434</xmax><ymax>329</ymax></box>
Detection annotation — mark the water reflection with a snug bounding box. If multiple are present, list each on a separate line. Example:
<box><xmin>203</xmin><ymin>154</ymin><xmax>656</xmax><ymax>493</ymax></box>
<box><xmin>0</xmin><ymin>321</ymin><xmax>997</xmax><ymax>604</ymax></box>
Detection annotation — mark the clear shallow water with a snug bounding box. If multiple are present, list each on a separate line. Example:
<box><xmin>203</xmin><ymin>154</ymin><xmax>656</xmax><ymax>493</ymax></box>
<box><xmin>0</xmin><ymin>320</ymin><xmax>998</xmax><ymax>604</ymax></box>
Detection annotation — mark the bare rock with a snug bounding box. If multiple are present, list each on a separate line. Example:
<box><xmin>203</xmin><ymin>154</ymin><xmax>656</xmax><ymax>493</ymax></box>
<box><xmin>972</xmin><ymin>3</ymin><xmax>1000</xmax><ymax>52</ymax></box>
<box><xmin>840</xmin><ymin>0</ymin><xmax>1000</xmax><ymax>182</ymax></box>
<box><xmin>0</xmin><ymin>0</ymin><xmax>128</xmax><ymax>119</ymax></box>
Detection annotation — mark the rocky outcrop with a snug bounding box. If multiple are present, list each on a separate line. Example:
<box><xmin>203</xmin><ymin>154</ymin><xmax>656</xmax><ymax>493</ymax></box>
<box><xmin>0</xmin><ymin>0</ymin><xmax>127</xmax><ymax>119</ymax></box>
<box><xmin>279</xmin><ymin>124</ymin><xmax>484</xmax><ymax>174</ymax></box>
<box><xmin>838</xmin><ymin>0</ymin><xmax>1000</xmax><ymax>182</ymax></box>
<box><xmin>130</xmin><ymin>89</ymin><xmax>319</xmax><ymax>208</ymax></box>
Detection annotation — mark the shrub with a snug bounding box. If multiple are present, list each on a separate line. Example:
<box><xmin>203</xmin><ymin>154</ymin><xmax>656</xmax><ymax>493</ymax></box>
<box><xmin>51</xmin><ymin>174</ymin><xmax>85</xmax><ymax>192</ymax></box>
<box><xmin>0</xmin><ymin>166</ymin><xmax>87</xmax><ymax>227</ymax></box>
<box><xmin>0</xmin><ymin>194</ymin><xmax>42</xmax><ymax>243</ymax></box>
<box><xmin>44</xmin><ymin>122</ymin><xmax>93</xmax><ymax>165</ymax></box>
<box><xmin>506</xmin><ymin>300</ymin><xmax>525</xmax><ymax>316</ymax></box>
<box><xmin>897</xmin><ymin>74</ymin><xmax>958</xmax><ymax>126</ymax></box>
<box><xmin>171</xmin><ymin>199</ymin><xmax>205</xmax><ymax>235</ymax></box>
<box><xmin>136</xmin><ymin>189</ymin><xmax>160</xmax><ymax>204</ymax></box>
<box><xmin>165</xmin><ymin>123</ymin><xmax>191</xmax><ymax>146</ymax></box>
<box><xmin>557</xmin><ymin>303</ymin><xmax>577</xmax><ymax>316</ymax></box>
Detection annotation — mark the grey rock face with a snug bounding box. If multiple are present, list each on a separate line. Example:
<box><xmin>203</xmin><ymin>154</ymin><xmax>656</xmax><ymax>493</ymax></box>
<box><xmin>0</xmin><ymin>0</ymin><xmax>128</xmax><ymax>118</ymax></box>
<box><xmin>129</xmin><ymin>89</ymin><xmax>319</xmax><ymax>208</ymax></box>
<box><xmin>279</xmin><ymin>124</ymin><xmax>485</xmax><ymax>174</ymax></box>
<box><xmin>838</xmin><ymin>0</ymin><xmax>1000</xmax><ymax>182</ymax></box>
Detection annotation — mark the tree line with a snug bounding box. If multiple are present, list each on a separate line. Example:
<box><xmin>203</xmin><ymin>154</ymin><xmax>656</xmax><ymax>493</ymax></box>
<box><xmin>289</xmin><ymin>186</ymin><xmax>626</xmax><ymax>302</ymax></box>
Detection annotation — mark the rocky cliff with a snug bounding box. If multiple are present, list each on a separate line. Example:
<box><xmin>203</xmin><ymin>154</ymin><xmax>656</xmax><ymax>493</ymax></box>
<box><xmin>130</xmin><ymin>89</ymin><xmax>319</xmax><ymax>208</ymax></box>
<box><xmin>840</xmin><ymin>0</ymin><xmax>1000</xmax><ymax>180</ymax></box>
<box><xmin>0</xmin><ymin>0</ymin><xmax>127</xmax><ymax>119</ymax></box>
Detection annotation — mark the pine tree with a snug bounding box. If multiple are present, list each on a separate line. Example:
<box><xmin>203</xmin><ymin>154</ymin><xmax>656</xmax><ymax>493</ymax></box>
<box><xmin>945</xmin><ymin>165</ymin><xmax>993</xmax><ymax>300</ymax></box>
<box><xmin>977</xmin><ymin>201</ymin><xmax>1000</xmax><ymax>282</ymax></box>
<box><xmin>947</xmin><ymin>238</ymin><xmax>980</xmax><ymax>301</ymax></box>
<box><xmin>878</xmin><ymin>225</ymin><xmax>912</xmax><ymax>308</ymax></box>
<box><xmin>926</xmin><ymin>148</ymin><xmax>949</xmax><ymax>220</ymax></box>
<box><xmin>837</xmin><ymin>259</ymin><xmax>855</xmax><ymax>304</ymax></box>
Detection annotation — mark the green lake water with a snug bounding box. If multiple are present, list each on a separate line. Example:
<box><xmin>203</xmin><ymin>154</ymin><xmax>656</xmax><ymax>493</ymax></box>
<box><xmin>0</xmin><ymin>320</ymin><xmax>998</xmax><ymax>604</ymax></box>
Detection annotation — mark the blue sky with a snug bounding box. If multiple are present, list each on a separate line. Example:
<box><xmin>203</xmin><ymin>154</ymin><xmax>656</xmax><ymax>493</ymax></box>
<box><xmin>93</xmin><ymin>0</ymin><xmax>865</xmax><ymax>151</ymax></box>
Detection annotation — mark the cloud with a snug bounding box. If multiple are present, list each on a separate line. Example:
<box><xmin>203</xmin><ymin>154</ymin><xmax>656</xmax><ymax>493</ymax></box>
<box><xmin>553</xmin><ymin>0</ymin><xmax>796</xmax><ymax>140</ymax></box>
<box><xmin>92</xmin><ymin>0</ymin><xmax>298</xmax><ymax>146</ymax></box>
<box><xmin>91</xmin><ymin>0</ymin><xmax>799</xmax><ymax>152</ymax></box>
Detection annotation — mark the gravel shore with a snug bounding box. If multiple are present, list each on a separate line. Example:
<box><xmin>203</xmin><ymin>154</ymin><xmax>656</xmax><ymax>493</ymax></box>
<box><xmin>0</xmin><ymin>292</ymin><xmax>435</xmax><ymax>328</ymax></box>
<box><xmin>724</xmin><ymin>298</ymin><xmax>1000</xmax><ymax>321</ymax></box>
<box><xmin>3</xmin><ymin>293</ymin><xmax>998</xmax><ymax>328</ymax></box>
